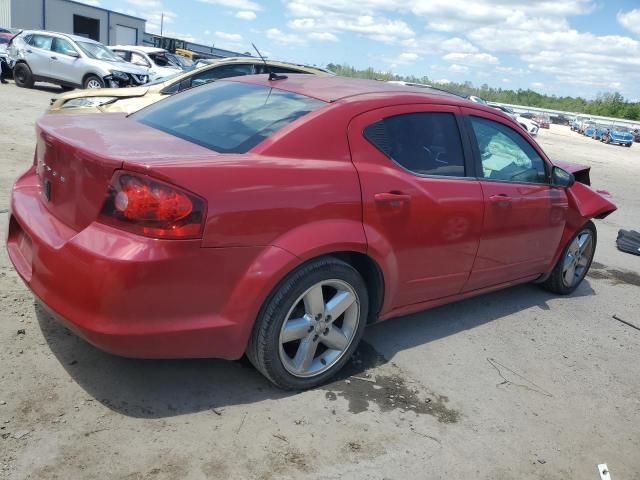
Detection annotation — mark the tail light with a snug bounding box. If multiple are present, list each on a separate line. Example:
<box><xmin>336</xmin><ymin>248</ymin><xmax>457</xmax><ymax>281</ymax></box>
<box><xmin>99</xmin><ymin>171</ymin><xmax>206</xmax><ymax>239</ymax></box>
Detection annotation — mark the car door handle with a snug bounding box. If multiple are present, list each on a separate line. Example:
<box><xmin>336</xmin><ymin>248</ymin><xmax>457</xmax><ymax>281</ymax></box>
<box><xmin>26</xmin><ymin>49</ymin><xmax>32</xmax><ymax>53</ymax></box>
<box><xmin>374</xmin><ymin>192</ymin><xmax>411</xmax><ymax>206</ymax></box>
<box><xmin>50</xmin><ymin>56</ymin><xmax>58</xmax><ymax>60</ymax></box>
<box><xmin>489</xmin><ymin>194</ymin><xmax>513</xmax><ymax>206</ymax></box>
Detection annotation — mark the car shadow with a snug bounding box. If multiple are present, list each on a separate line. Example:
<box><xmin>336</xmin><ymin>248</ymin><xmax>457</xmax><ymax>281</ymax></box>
<box><xmin>4</xmin><ymin>80</ymin><xmax>70</xmax><ymax>93</ymax></box>
<box><xmin>36</xmin><ymin>280</ymin><xmax>595</xmax><ymax>419</ymax></box>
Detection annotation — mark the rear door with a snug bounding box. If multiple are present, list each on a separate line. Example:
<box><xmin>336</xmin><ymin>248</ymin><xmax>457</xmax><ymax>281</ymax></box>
<box><xmin>349</xmin><ymin>104</ymin><xmax>484</xmax><ymax>308</ymax></box>
<box><xmin>24</xmin><ymin>34</ymin><xmax>54</xmax><ymax>77</ymax></box>
<box><xmin>461</xmin><ymin>109</ymin><xmax>568</xmax><ymax>291</ymax></box>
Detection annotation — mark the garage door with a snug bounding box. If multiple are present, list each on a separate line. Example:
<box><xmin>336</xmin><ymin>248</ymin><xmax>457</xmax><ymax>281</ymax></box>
<box><xmin>114</xmin><ymin>25</ymin><xmax>137</xmax><ymax>45</ymax></box>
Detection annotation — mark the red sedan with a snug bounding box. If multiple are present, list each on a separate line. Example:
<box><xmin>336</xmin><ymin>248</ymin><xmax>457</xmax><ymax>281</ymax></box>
<box><xmin>6</xmin><ymin>75</ymin><xmax>616</xmax><ymax>389</ymax></box>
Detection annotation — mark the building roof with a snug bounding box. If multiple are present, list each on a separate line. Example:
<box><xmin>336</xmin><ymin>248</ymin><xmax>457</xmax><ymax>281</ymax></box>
<box><xmin>61</xmin><ymin>0</ymin><xmax>146</xmax><ymax>22</ymax></box>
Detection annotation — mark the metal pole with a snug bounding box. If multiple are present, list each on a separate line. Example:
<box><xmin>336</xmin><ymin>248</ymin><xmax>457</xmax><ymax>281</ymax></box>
<box><xmin>160</xmin><ymin>12</ymin><xmax>164</xmax><ymax>37</ymax></box>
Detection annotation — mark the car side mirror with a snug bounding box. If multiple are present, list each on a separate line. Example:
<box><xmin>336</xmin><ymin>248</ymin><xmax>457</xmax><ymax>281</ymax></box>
<box><xmin>67</xmin><ymin>51</ymin><xmax>80</xmax><ymax>58</ymax></box>
<box><xmin>552</xmin><ymin>166</ymin><xmax>575</xmax><ymax>188</ymax></box>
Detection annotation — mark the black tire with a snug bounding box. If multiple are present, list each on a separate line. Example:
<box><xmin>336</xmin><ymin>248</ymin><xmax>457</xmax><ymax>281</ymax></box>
<box><xmin>60</xmin><ymin>85</ymin><xmax>74</xmax><ymax>92</ymax></box>
<box><xmin>541</xmin><ymin>221</ymin><xmax>597</xmax><ymax>295</ymax></box>
<box><xmin>13</xmin><ymin>63</ymin><xmax>34</xmax><ymax>88</ymax></box>
<box><xmin>247</xmin><ymin>257</ymin><xmax>369</xmax><ymax>390</ymax></box>
<box><xmin>83</xmin><ymin>74</ymin><xmax>104</xmax><ymax>89</ymax></box>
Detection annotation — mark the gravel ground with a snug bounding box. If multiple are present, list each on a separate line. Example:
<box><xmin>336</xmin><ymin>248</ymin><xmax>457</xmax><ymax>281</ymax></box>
<box><xmin>1</xmin><ymin>82</ymin><xmax>639</xmax><ymax>480</ymax></box>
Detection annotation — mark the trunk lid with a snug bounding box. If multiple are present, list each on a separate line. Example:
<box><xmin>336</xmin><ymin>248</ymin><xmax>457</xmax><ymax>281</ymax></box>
<box><xmin>35</xmin><ymin>113</ymin><xmax>214</xmax><ymax>232</ymax></box>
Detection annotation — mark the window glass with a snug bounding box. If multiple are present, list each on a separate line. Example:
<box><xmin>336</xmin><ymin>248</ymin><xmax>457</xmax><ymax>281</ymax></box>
<box><xmin>189</xmin><ymin>64</ymin><xmax>255</xmax><ymax>88</ymax></box>
<box><xmin>76</xmin><ymin>41</ymin><xmax>123</xmax><ymax>62</ymax></box>
<box><xmin>52</xmin><ymin>38</ymin><xmax>77</xmax><ymax>56</ymax></box>
<box><xmin>130</xmin><ymin>52</ymin><xmax>150</xmax><ymax>67</ymax></box>
<box><xmin>469</xmin><ymin>116</ymin><xmax>547</xmax><ymax>183</ymax></box>
<box><xmin>133</xmin><ymin>81</ymin><xmax>324</xmax><ymax>154</ymax></box>
<box><xmin>112</xmin><ymin>50</ymin><xmax>130</xmax><ymax>61</ymax></box>
<box><xmin>29</xmin><ymin>35</ymin><xmax>53</xmax><ymax>50</ymax></box>
<box><xmin>363</xmin><ymin>112</ymin><xmax>466</xmax><ymax>177</ymax></box>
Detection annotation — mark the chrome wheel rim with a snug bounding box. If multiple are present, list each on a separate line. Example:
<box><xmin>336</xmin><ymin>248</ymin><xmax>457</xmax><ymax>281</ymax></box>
<box><xmin>562</xmin><ymin>229</ymin><xmax>594</xmax><ymax>288</ymax></box>
<box><xmin>278</xmin><ymin>279</ymin><xmax>360</xmax><ymax>378</ymax></box>
<box><xmin>86</xmin><ymin>79</ymin><xmax>102</xmax><ymax>89</ymax></box>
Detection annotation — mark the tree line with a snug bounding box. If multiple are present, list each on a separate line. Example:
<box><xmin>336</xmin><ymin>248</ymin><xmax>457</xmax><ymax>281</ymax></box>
<box><xmin>326</xmin><ymin>63</ymin><xmax>640</xmax><ymax>121</ymax></box>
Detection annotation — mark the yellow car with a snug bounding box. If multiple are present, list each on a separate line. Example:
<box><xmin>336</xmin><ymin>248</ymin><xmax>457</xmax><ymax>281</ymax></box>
<box><xmin>48</xmin><ymin>57</ymin><xmax>333</xmax><ymax>114</ymax></box>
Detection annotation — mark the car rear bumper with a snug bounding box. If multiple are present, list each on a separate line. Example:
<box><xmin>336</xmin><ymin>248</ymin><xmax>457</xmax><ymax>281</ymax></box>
<box><xmin>6</xmin><ymin>168</ymin><xmax>295</xmax><ymax>359</ymax></box>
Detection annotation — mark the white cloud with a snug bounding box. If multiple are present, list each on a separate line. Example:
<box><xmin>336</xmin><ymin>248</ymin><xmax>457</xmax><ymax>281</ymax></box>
<box><xmin>440</xmin><ymin>37</ymin><xmax>478</xmax><ymax>53</ymax></box>
<box><xmin>308</xmin><ymin>32</ymin><xmax>339</xmax><ymax>42</ymax></box>
<box><xmin>449</xmin><ymin>64</ymin><xmax>469</xmax><ymax>73</ymax></box>
<box><xmin>435</xmin><ymin>78</ymin><xmax>451</xmax><ymax>84</ymax></box>
<box><xmin>443</xmin><ymin>52</ymin><xmax>499</xmax><ymax>65</ymax></box>
<box><xmin>215</xmin><ymin>31</ymin><xmax>243</xmax><ymax>42</ymax></box>
<box><xmin>236</xmin><ymin>10</ymin><xmax>257</xmax><ymax>21</ymax></box>
<box><xmin>76</xmin><ymin>0</ymin><xmax>101</xmax><ymax>5</ymax></box>
<box><xmin>393</xmin><ymin>52</ymin><xmax>420</xmax><ymax>64</ymax></box>
<box><xmin>531</xmin><ymin>82</ymin><xmax>544</xmax><ymax>89</ymax></box>
<box><xmin>266</xmin><ymin>28</ymin><xmax>305</xmax><ymax>46</ymax></box>
<box><xmin>617</xmin><ymin>9</ymin><xmax>640</xmax><ymax>36</ymax></box>
<box><xmin>198</xmin><ymin>0</ymin><xmax>261</xmax><ymax>12</ymax></box>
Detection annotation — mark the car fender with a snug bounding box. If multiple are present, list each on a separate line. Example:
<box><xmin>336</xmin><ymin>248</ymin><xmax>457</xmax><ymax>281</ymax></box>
<box><xmin>272</xmin><ymin>219</ymin><xmax>368</xmax><ymax>260</ymax></box>
<box><xmin>219</xmin><ymin>220</ymin><xmax>373</xmax><ymax>359</ymax></box>
<box><xmin>546</xmin><ymin>182</ymin><xmax>617</xmax><ymax>272</ymax></box>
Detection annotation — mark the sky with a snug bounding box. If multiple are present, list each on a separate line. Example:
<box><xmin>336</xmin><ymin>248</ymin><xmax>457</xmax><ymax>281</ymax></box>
<box><xmin>78</xmin><ymin>0</ymin><xmax>640</xmax><ymax>100</ymax></box>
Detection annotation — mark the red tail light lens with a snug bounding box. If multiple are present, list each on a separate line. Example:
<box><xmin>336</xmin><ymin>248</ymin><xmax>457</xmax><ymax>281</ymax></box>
<box><xmin>99</xmin><ymin>171</ymin><xmax>206</xmax><ymax>239</ymax></box>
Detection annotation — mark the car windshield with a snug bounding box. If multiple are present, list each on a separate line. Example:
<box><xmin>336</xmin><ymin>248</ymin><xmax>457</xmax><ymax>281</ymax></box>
<box><xmin>613</xmin><ymin>126</ymin><xmax>630</xmax><ymax>133</ymax></box>
<box><xmin>133</xmin><ymin>81</ymin><xmax>324</xmax><ymax>153</ymax></box>
<box><xmin>147</xmin><ymin>70</ymin><xmax>185</xmax><ymax>86</ymax></box>
<box><xmin>77</xmin><ymin>41</ymin><xmax>123</xmax><ymax>62</ymax></box>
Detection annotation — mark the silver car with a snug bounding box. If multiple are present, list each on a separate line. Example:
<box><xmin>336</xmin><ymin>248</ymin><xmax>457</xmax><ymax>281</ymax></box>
<box><xmin>9</xmin><ymin>30</ymin><xmax>149</xmax><ymax>90</ymax></box>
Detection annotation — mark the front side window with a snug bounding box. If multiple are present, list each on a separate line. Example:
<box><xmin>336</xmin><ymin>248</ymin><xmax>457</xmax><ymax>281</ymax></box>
<box><xmin>133</xmin><ymin>81</ymin><xmax>324</xmax><ymax>154</ymax></box>
<box><xmin>469</xmin><ymin>116</ymin><xmax>547</xmax><ymax>184</ymax></box>
<box><xmin>130</xmin><ymin>52</ymin><xmax>150</xmax><ymax>67</ymax></box>
<box><xmin>28</xmin><ymin>34</ymin><xmax>53</xmax><ymax>50</ymax></box>
<box><xmin>363</xmin><ymin>112</ymin><xmax>466</xmax><ymax>177</ymax></box>
<box><xmin>112</xmin><ymin>50</ymin><xmax>130</xmax><ymax>61</ymax></box>
<box><xmin>52</xmin><ymin>38</ymin><xmax>77</xmax><ymax>56</ymax></box>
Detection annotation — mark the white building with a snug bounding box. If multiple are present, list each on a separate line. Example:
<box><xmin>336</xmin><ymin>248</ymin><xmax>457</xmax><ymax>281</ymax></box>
<box><xmin>0</xmin><ymin>0</ymin><xmax>146</xmax><ymax>45</ymax></box>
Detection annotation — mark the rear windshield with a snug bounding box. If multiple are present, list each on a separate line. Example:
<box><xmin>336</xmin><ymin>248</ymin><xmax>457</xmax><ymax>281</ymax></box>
<box><xmin>133</xmin><ymin>81</ymin><xmax>324</xmax><ymax>153</ymax></box>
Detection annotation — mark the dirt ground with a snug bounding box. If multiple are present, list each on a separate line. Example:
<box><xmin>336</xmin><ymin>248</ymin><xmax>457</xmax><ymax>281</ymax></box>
<box><xmin>1</xmin><ymin>82</ymin><xmax>639</xmax><ymax>480</ymax></box>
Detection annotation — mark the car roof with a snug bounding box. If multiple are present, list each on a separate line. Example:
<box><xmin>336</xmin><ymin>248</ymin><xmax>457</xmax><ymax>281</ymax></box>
<box><xmin>20</xmin><ymin>30</ymin><xmax>100</xmax><ymax>44</ymax></box>
<box><xmin>110</xmin><ymin>45</ymin><xmax>166</xmax><ymax>54</ymax></box>
<box><xmin>228</xmin><ymin>74</ymin><xmax>487</xmax><ymax>106</ymax></box>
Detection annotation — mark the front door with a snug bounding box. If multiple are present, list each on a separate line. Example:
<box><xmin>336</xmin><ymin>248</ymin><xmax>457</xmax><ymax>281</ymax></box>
<box><xmin>348</xmin><ymin>104</ymin><xmax>484</xmax><ymax>309</ymax></box>
<box><xmin>462</xmin><ymin>110</ymin><xmax>569</xmax><ymax>291</ymax></box>
<box><xmin>50</xmin><ymin>37</ymin><xmax>80</xmax><ymax>84</ymax></box>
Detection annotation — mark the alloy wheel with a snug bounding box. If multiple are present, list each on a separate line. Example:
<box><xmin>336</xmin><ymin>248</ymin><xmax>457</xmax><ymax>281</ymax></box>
<box><xmin>562</xmin><ymin>229</ymin><xmax>594</xmax><ymax>288</ymax></box>
<box><xmin>86</xmin><ymin>79</ymin><xmax>102</xmax><ymax>89</ymax></box>
<box><xmin>278</xmin><ymin>279</ymin><xmax>360</xmax><ymax>378</ymax></box>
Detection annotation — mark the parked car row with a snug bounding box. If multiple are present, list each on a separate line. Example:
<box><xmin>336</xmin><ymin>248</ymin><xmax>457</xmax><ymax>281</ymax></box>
<box><xmin>572</xmin><ymin>116</ymin><xmax>634</xmax><ymax>147</ymax></box>
<box><xmin>487</xmin><ymin>102</ymin><xmax>540</xmax><ymax>136</ymax></box>
<box><xmin>3</xmin><ymin>29</ymin><xmax>200</xmax><ymax>90</ymax></box>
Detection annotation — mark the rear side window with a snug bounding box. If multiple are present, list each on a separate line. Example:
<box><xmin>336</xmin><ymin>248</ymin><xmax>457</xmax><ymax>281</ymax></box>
<box><xmin>28</xmin><ymin>34</ymin><xmax>53</xmax><ymax>50</ymax></box>
<box><xmin>133</xmin><ymin>81</ymin><xmax>324</xmax><ymax>154</ymax></box>
<box><xmin>364</xmin><ymin>112</ymin><xmax>466</xmax><ymax>177</ymax></box>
